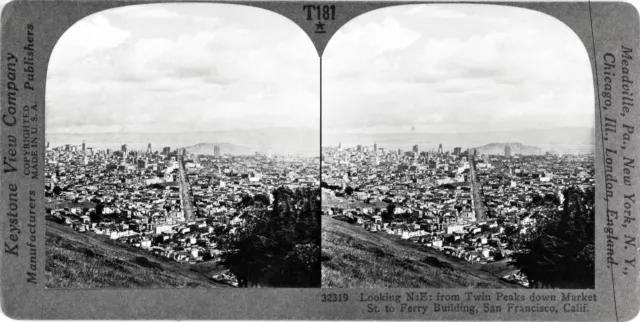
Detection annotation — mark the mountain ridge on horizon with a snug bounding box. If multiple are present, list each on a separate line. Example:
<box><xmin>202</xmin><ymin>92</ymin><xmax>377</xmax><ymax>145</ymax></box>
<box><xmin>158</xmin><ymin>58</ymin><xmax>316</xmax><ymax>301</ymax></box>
<box><xmin>181</xmin><ymin>141</ymin><xmax>319</xmax><ymax>157</ymax></box>
<box><xmin>182</xmin><ymin>142</ymin><xmax>254</xmax><ymax>156</ymax></box>
<box><xmin>473</xmin><ymin>142</ymin><xmax>542</xmax><ymax>155</ymax></box>
<box><xmin>46</xmin><ymin>127</ymin><xmax>320</xmax><ymax>156</ymax></box>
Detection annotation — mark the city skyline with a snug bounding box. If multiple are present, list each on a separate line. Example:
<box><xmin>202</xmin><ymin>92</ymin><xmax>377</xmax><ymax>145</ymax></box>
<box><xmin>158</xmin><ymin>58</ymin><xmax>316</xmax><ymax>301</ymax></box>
<box><xmin>321</xmin><ymin>125</ymin><xmax>596</xmax><ymax>155</ymax></box>
<box><xmin>45</xmin><ymin>126</ymin><xmax>320</xmax><ymax>156</ymax></box>
<box><xmin>47</xmin><ymin>140</ymin><xmax>315</xmax><ymax>157</ymax></box>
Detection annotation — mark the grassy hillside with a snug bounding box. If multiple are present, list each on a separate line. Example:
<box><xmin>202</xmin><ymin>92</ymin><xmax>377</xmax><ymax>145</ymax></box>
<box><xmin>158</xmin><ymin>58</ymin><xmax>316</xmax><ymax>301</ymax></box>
<box><xmin>322</xmin><ymin>216</ymin><xmax>521</xmax><ymax>288</ymax></box>
<box><xmin>46</xmin><ymin>221</ymin><xmax>230</xmax><ymax>288</ymax></box>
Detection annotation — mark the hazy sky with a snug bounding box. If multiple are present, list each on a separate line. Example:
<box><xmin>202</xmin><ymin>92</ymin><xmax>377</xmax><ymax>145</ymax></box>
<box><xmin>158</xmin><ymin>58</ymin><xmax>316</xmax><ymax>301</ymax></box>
<box><xmin>323</xmin><ymin>4</ymin><xmax>595</xmax><ymax>136</ymax></box>
<box><xmin>46</xmin><ymin>3</ymin><xmax>318</xmax><ymax>134</ymax></box>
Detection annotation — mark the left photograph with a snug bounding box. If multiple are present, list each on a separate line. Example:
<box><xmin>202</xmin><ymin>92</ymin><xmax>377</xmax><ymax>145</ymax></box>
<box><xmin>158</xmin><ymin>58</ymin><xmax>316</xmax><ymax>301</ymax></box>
<box><xmin>44</xmin><ymin>3</ymin><xmax>320</xmax><ymax>288</ymax></box>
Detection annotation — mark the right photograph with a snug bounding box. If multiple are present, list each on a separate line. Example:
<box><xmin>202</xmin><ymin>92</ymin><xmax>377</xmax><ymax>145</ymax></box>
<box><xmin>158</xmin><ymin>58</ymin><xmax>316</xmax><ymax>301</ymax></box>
<box><xmin>321</xmin><ymin>4</ymin><xmax>595</xmax><ymax>289</ymax></box>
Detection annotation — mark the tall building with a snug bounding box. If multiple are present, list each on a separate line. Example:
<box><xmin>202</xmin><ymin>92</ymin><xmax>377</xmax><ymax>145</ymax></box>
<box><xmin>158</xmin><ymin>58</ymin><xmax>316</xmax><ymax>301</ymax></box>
<box><xmin>214</xmin><ymin>145</ymin><xmax>220</xmax><ymax>158</ymax></box>
<box><xmin>437</xmin><ymin>144</ymin><xmax>443</xmax><ymax>155</ymax></box>
<box><xmin>121</xmin><ymin>144</ymin><xmax>128</xmax><ymax>154</ymax></box>
<box><xmin>505</xmin><ymin>145</ymin><xmax>512</xmax><ymax>158</ymax></box>
<box><xmin>357</xmin><ymin>144</ymin><xmax>362</xmax><ymax>152</ymax></box>
<box><xmin>453</xmin><ymin>147</ymin><xmax>461</xmax><ymax>155</ymax></box>
<box><xmin>338</xmin><ymin>142</ymin><xmax>342</xmax><ymax>151</ymax></box>
<box><xmin>82</xmin><ymin>141</ymin><xmax>86</xmax><ymax>152</ymax></box>
<box><xmin>162</xmin><ymin>147</ymin><xmax>171</xmax><ymax>155</ymax></box>
<box><xmin>373</xmin><ymin>142</ymin><xmax>378</xmax><ymax>154</ymax></box>
<box><xmin>147</xmin><ymin>143</ymin><xmax>152</xmax><ymax>154</ymax></box>
<box><xmin>412</xmin><ymin>145</ymin><xmax>419</xmax><ymax>153</ymax></box>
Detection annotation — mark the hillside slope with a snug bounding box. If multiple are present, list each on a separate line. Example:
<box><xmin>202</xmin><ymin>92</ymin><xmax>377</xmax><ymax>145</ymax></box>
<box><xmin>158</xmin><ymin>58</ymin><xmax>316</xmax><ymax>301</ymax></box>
<box><xmin>46</xmin><ymin>221</ymin><xmax>230</xmax><ymax>288</ymax></box>
<box><xmin>322</xmin><ymin>216</ymin><xmax>521</xmax><ymax>288</ymax></box>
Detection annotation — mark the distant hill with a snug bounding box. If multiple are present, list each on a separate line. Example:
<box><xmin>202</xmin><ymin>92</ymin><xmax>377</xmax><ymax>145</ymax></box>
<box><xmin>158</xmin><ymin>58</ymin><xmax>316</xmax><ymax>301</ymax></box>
<box><xmin>181</xmin><ymin>128</ymin><xmax>319</xmax><ymax>156</ymax></box>
<box><xmin>183</xmin><ymin>142</ymin><xmax>255</xmax><ymax>156</ymax></box>
<box><xmin>47</xmin><ymin>126</ymin><xmax>319</xmax><ymax>156</ymax></box>
<box><xmin>322</xmin><ymin>216</ymin><xmax>521</xmax><ymax>288</ymax></box>
<box><xmin>324</xmin><ymin>127</ymin><xmax>594</xmax><ymax>150</ymax></box>
<box><xmin>46</xmin><ymin>221</ymin><xmax>229</xmax><ymax>288</ymax></box>
<box><xmin>474</xmin><ymin>142</ymin><xmax>542</xmax><ymax>156</ymax></box>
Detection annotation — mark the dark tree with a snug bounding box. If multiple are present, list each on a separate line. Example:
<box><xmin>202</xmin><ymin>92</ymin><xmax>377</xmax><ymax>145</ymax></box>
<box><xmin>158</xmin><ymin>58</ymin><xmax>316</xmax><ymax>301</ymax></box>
<box><xmin>95</xmin><ymin>203</ymin><xmax>105</xmax><ymax>216</ymax></box>
<box><xmin>221</xmin><ymin>187</ymin><xmax>320</xmax><ymax>287</ymax></box>
<box><xmin>345</xmin><ymin>186</ymin><xmax>354</xmax><ymax>195</ymax></box>
<box><xmin>90</xmin><ymin>204</ymin><xmax>104</xmax><ymax>223</ymax></box>
<box><xmin>239</xmin><ymin>195</ymin><xmax>254</xmax><ymax>208</ymax></box>
<box><xmin>543</xmin><ymin>193</ymin><xmax>561</xmax><ymax>206</ymax></box>
<box><xmin>511</xmin><ymin>186</ymin><xmax>595</xmax><ymax>288</ymax></box>
<box><xmin>213</xmin><ymin>225</ymin><xmax>229</xmax><ymax>237</ymax></box>
<box><xmin>53</xmin><ymin>186</ymin><xmax>62</xmax><ymax>195</ymax></box>
<box><xmin>383</xmin><ymin>203</ymin><xmax>396</xmax><ymax>222</ymax></box>
<box><xmin>502</xmin><ymin>225</ymin><xmax>521</xmax><ymax>250</ymax></box>
<box><xmin>279</xmin><ymin>244</ymin><xmax>321</xmax><ymax>287</ymax></box>
<box><xmin>530</xmin><ymin>193</ymin><xmax>561</xmax><ymax>208</ymax></box>
<box><xmin>320</xmin><ymin>181</ymin><xmax>341</xmax><ymax>191</ymax></box>
<box><xmin>254</xmin><ymin>194</ymin><xmax>270</xmax><ymax>207</ymax></box>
